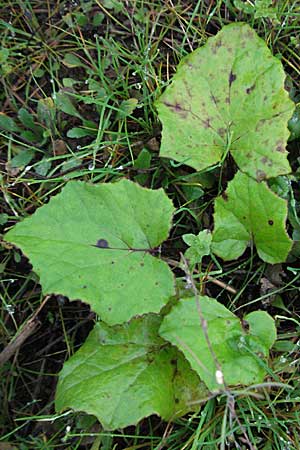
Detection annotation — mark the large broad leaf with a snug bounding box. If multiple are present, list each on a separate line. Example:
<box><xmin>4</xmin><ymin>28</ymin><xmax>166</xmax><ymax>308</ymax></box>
<box><xmin>211</xmin><ymin>172</ymin><xmax>292</xmax><ymax>263</ymax></box>
<box><xmin>4</xmin><ymin>180</ymin><xmax>175</xmax><ymax>325</ymax></box>
<box><xmin>55</xmin><ymin>315</ymin><xmax>206</xmax><ymax>430</ymax></box>
<box><xmin>160</xmin><ymin>296</ymin><xmax>276</xmax><ymax>392</ymax></box>
<box><xmin>156</xmin><ymin>23</ymin><xmax>293</xmax><ymax>180</ymax></box>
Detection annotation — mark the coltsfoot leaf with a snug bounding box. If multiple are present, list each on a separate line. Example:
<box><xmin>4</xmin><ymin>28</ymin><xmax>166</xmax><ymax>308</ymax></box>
<box><xmin>156</xmin><ymin>23</ymin><xmax>293</xmax><ymax>180</ymax></box>
<box><xmin>55</xmin><ymin>315</ymin><xmax>207</xmax><ymax>430</ymax></box>
<box><xmin>160</xmin><ymin>296</ymin><xmax>276</xmax><ymax>392</ymax></box>
<box><xmin>211</xmin><ymin>171</ymin><xmax>292</xmax><ymax>263</ymax></box>
<box><xmin>4</xmin><ymin>179</ymin><xmax>175</xmax><ymax>324</ymax></box>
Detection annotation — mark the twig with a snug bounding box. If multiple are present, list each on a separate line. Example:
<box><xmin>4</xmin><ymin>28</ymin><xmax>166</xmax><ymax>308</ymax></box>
<box><xmin>0</xmin><ymin>296</ymin><xmax>49</xmax><ymax>367</ymax></box>
<box><xmin>163</xmin><ymin>257</ymin><xmax>237</xmax><ymax>294</ymax></box>
<box><xmin>180</xmin><ymin>254</ymin><xmax>255</xmax><ymax>450</ymax></box>
<box><xmin>180</xmin><ymin>253</ymin><xmax>223</xmax><ymax>384</ymax></box>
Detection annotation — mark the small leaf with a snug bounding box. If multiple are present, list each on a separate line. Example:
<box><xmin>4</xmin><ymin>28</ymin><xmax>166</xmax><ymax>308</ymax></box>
<box><xmin>18</xmin><ymin>108</ymin><xmax>36</xmax><ymax>130</ymax></box>
<box><xmin>20</xmin><ymin>130</ymin><xmax>39</xmax><ymax>142</ymax></box>
<box><xmin>55</xmin><ymin>315</ymin><xmax>206</xmax><ymax>430</ymax></box>
<box><xmin>4</xmin><ymin>179</ymin><xmax>175</xmax><ymax>325</ymax></box>
<box><xmin>134</xmin><ymin>149</ymin><xmax>152</xmax><ymax>169</ymax></box>
<box><xmin>211</xmin><ymin>171</ymin><xmax>292</xmax><ymax>264</ymax></box>
<box><xmin>88</xmin><ymin>79</ymin><xmax>107</xmax><ymax>97</ymax></box>
<box><xmin>254</xmin><ymin>0</ymin><xmax>278</xmax><ymax>20</ymax></box>
<box><xmin>102</xmin><ymin>0</ymin><xmax>123</xmax><ymax>12</ymax></box>
<box><xmin>37</xmin><ymin>98</ymin><xmax>56</xmax><ymax>130</ymax></box>
<box><xmin>160</xmin><ymin>296</ymin><xmax>276</xmax><ymax>392</ymax></box>
<box><xmin>62</xmin><ymin>78</ymin><xmax>79</xmax><ymax>88</ymax></box>
<box><xmin>0</xmin><ymin>47</ymin><xmax>9</xmax><ymax>63</ymax></box>
<box><xmin>8</xmin><ymin>149</ymin><xmax>35</xmax><ymax>168</ymax></box>
<box><xmin>33</xmin><ymin>67</ymin><xmax>45</xmax><ymax>78</ymax></box>
<box><xmin>0</xmin><ymin>213</ymin><xmax>9</xmax><ymax>225</ymax></box>
<box><xmin>244</xmin><ymin>310</ymin><xmax>277</xmax><ymax>355</ymax></box>
<box><xmin>181</xmin><ymin>184</ymin><xmax>204</xmax><ymax>202</ymax></box>
<box><xmin>67</xmin><ymin>127</ymin><xmax>97</xmax><ymax>138</ymax></box>
<box><xmin>62</xmin><ymin>53</ymin><xmax>85</xmax><ymax>68</ymax></box>
<box><xmin>34</xmin><ymin>157</ymin><xmax>52</xmax><ymax>176</ymax></box>
<box><xmin>116</xmin><ymin>98</ymin><xmax>138</xmax><ymax>119</ymax></box>
<box><xmin>55</xmin><ymin>90</ymin><xmax>82</xmax><ymax>119</ymax></box>
<box><xmin>93</xmin><ymin>12</ymin><xmax>104</xmax><ymax>26</ymax></box>
<box><xmin>0</xmin><ymin>113</ymin><xmax>20</xmax><ymax>132</ymax></box>
<box><xmin>233</xmin><ymin>0</ymin><xmax>254</xmax><ymax>14</ymax></box>
<box><xmin>156</xmin><ymin>23</ymin><xmax>293</xmax><ymax>180</ymax></box>
<box><xmin>183</xmin><ymin>230</ymin><xmax>212</xmax><ymax>265</ymax></box>
<box><xmin>288</xmin><ymin>105</ymin><xmax>300</xmax><ymax>141</ymax></box>
<box><xmin>74</xmin><ymin>12</ymin><xmax>88</xmax><ymax>26</ymax></box>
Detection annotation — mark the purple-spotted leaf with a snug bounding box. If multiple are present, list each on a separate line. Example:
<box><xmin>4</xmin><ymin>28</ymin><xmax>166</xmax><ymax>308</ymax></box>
<box><xmin>156</xmin><ymin>23</ymin><xmax>293</xmax><ymax>180</ymax></box>
<box><xmin>4</xmin><ymin>179</ymin><xmax>175</xmax><ymax>325</ymax></box>
<box><xmin>160</xmin><ymin>296</ymin><xmax>276</xmax><ymax>392</ymax></box>
<box><xmin>211</xmin><ymin>172</ymin><xmax>292</xmax><ymax>263</ymax></box>
<box><xmin>55</xmin><ymin>315</ymin><xmax>207</xmax><ymax>430</ymax></box>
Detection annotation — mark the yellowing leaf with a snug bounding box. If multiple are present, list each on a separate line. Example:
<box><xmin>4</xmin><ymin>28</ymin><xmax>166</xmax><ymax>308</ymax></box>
<box><xmin>56</xmin><ymin>315</ymin><xmax>206</xmax><ymax>429</ymax></box>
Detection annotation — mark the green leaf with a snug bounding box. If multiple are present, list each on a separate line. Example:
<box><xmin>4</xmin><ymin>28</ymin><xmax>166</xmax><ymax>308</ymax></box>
<box><xmin>254</xmin><ymin>0</ymin><xmax>278</xmax><ymax>20</ymax></box>
<box><xmin>243</xmin><ymin>310</ymin><xmax>277</xmax><ymax>355</ymax></box>
<box><xmin>156</xmin><ymin>23</ymin><xmax>293</xmax><ymax>180</ymax></box>
<box><xmin>20</xmin><ymin>130</ymin><xmax>38</xmax><ymax>142</ymax></box>
<box><xmin>62</xmin><ymin>77</ymin><xmax>79</xmax><ymax>88</ymax></box>
<box><xmin>0</xmin><ymin>213</ymin><xmax>9</xmax><ymax>225</ymax></box>
<box><xmin>102</xmin><ymin>0</ymin><xmax>123</xmax><ymax>12</ymax></box>
<box><xmin>9</xmin><ymin>149</ymin><xmax>35</xmax><ymax>168</ymax></box>
<box><xmin>93</xmin><ymin>12</ymin><xmax>105</xmax><ymax>26</ymax></box>
<box><xmin>37</xmin><ymin>98</ymin><xmax>56</xmax><ymax>131</ymax></box>
<box><xmin>288</xmin><ymin>105</ymin><xmax>300</xmax><ymax>141</ymax></box>
<box><xmin>116</xmin><ymin>98</ymin><xmax>138</xmax><ymax>119</ymax></box>
<box><xmin>211</xmin><ymin>172</ymin><xmax>292</xmax><ymax>264</ymax></box>
<box><xmin>4</xmin><ymin>180</ymin><xmax>175</xmax><ymax>325</ymax></box>
<box><xmin>183</xmin><ymin>230</ymin><xmax>212</xmax><ymax>265</ymax></box>
<box><xmin>134</xmin><ymin>149</ymin><xmax>152</xmax><ymax>184</ymax></box>
<box><xmin>67</xmin><ymin>127</ymin><xmax>97</xmax><ymax>138</ymax></box>
<box><xmin>233</xmin><ymin>0</ymin><xmax>253</xmax><ymax>14</ymax></box>
<box><xmin>34</xmin><ymin>157</ymin><xmax>52</xmax><ymax>176</ymax></box>
<box><xmin>18</xmin><ymin>108</ymin><xmax>36</xmax><ymax>130</ymax></box>
<box><xmin>0</xmin><ymin>46</ymin><xmax>9</xmax><ymax>63</ymax></box>
<box><xmin>74</xmin><ymin>13</ymin><xmax>88</xmax><ymax>26</ymax></box>
<box><xmin>55</xmin><ymin>90</ymin><xmax>82</xmax><ymax>119</ymax></box>
<box><xmin>0</xmin><ymin>113</ymin><xmax>20</xmax><ymax>132</ymax></box>
<box><xmin>160</xmin><ymin>296</ymin><xmax>276</xmax><ymax>392</ymax></box>
<box><xmin>181</xmin><ymin>184</ymin><xmax>204</xmax><ymax>202</ymax></box>
<box><xmin>55</xmin><ymin>315</ymin><xmax>206</xmax><ymax>430</ymax></box>
<box><xmin>134</xmin><ymin>149</ymin><xmax>152</xmax><ymax>169</ymax></box>
<box><xmin>62</xmin><ymin>53</ymin><xmax>85</xmax><ymax>68</ymax></box>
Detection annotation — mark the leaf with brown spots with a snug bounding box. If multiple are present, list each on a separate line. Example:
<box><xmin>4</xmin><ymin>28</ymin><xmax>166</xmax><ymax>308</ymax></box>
<box><xmin>212</xmin><ymin>172</ymin><xmax>292</xmax><ymax>263</ymax></box>
<box><xmin>156</xmin><ymin>23</ymin><xmax>294</xmax><ymax>180</ymax></box>
<box><xmin>56</xmin><ymin>315</ymin><xmax>206</xmax><ymax>429</ymax></box>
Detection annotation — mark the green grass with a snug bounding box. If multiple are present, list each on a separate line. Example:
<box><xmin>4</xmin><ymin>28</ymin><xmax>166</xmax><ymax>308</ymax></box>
<box><xmin>1</xmin><ymin>1</ymin><xmax>300</xmax><ymax>449</ymax></box>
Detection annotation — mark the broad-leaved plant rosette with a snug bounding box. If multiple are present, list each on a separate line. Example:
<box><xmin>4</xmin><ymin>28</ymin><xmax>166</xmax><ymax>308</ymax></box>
<box><xmin>4</xmin><ymin>22</ymin><xmax>294</xmax><ymax>430</ymax></box>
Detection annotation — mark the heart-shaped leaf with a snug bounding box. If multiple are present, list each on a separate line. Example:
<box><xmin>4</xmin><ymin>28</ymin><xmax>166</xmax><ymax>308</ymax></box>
<box><xmin>156</xmin><ymin>23</ymin><xmax>293</xmax><ymax>180</ymax></box>
<box><xmin>55</xmin><ymin>315</ymin><xmax>206</xmax><ymax>430</ymax></box>
<box><xmin>4</xmin><ymin>179</ymin><xmax>175</xmax><ymax>324</ymax></box>
<box><xmin>211</xmin><ymin>171</ymin><xmax>292</xmax><ymax>263</ymax></box>
<box><xmin>160</xmin><ymin>296</ymin><xmax>276</xmax><ymax>392</ymax></box>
